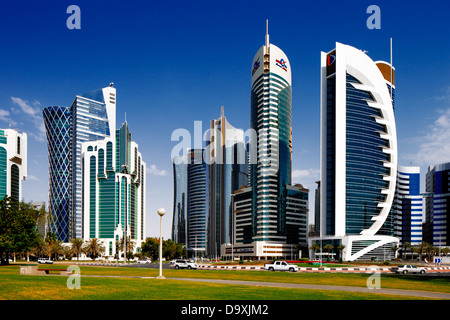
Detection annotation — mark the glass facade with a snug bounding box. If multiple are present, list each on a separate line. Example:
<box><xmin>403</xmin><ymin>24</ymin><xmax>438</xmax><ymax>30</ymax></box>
<box><xmin>424</xmin><ymin>163</ymin><xmax>450</xmax><ymax>246</ymax></box>
<box><xmin>172</xmin><ymin>155</ymin><xmax>187</xmax><ymax>245</ymax></box>
<box><xmin>250</xmin><ymin>70</ymin><xmax>293</xmax><ymax>242</ymax></box>
<box><xmin>71</xmin><ymin>89</ymin><xmax>114</xmax><ymax>240</ymax></box>
<box><xmin>0</xmin><ymin>130</ymin><xmax>27</xmax><ymax>204</ymax></box>
<box><xmin>82</xmin><ymin>121</ymin><xmax>145</xmax><ymax>256</ymax></box>
<box><xmin>208</xmin><ymin>114</ymin><xmax>248</xmax><ymax>257</ymax></box>
<box><xmin>345</xmin><ymin>73</ymin><xmax>390</xmax><ymax>235</ymax></box>
<box><xmin>187</xmin><ymin>149</ymin><xmax>208</xmax><ymax>257</ymax></box>
<box><xmin>43</xmin><ymin>106</ymin><xmax>72</xmax><ymax>242</ymax></box>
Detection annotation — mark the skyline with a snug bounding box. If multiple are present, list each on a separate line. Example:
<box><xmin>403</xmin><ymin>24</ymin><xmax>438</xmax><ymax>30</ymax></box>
<box><xmin>0</xmin><ymin>0</ymin><xmax>449</xmax><ymax>240</ymax></box>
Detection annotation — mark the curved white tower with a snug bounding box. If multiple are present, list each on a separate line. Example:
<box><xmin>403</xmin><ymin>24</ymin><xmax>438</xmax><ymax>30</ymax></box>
<box><xmin>314</xmin><ymin>42</ymin><xmax>399</xmax><ymax>261</ymax></box>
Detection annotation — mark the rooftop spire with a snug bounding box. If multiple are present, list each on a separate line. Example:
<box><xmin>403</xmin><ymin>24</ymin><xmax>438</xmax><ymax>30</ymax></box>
<box><xmin>265</xmin><ymin>19</ymin><xmax>269</xmax><ymax>51</ymax></box>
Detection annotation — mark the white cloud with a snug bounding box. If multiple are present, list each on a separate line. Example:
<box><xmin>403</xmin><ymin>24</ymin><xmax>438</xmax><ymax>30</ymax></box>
<box><xmin>10</xmin><ymin>96</ymin><xmax>46</xmax><ymax>142</ymax></box>
<box><xmin>147</xmin><ymin>164</ymin><xmax>168</xmax><ymax>176</ymax></box>
<box><xmin>413</xmin><ymin>108</ymin><xmax>450</xmax><ymax>166</ymax></box>
<box><xmin>292</xmin><ymin>168</ymin><xmax>320</xmax><ymax>189</ymax></box>
<box><xmin>0</xmin><ymin>108</ymin><xmax>17</xmax><ymax>126</ymax></box>
<box><xmin>26</xmin><ymin>175</ymin><xmax>39</xmax><ymax>181</ymax></box>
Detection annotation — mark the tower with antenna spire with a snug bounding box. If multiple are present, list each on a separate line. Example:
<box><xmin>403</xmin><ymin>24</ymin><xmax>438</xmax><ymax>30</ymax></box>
<box><xmin>227</xmin><ymin>21</ymin><xmax>308</xmax><ymax>260</ymax></box>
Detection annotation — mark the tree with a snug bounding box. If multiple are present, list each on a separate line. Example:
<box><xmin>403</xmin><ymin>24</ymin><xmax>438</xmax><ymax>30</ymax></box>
<box><xmin>391</xmin><ymin>244</ymin><xmax>399</xmax><ymax>260</ymax></box>
<box><xmin>118</xmin><ymin>236</ymin><xmax>135</xmax><ymax>259</ymax></box>
<box><xmin>402</xmin><ymin>242</ymin><xmax>411</xmax><ymax>260</ymax></box>
<box><xmin>83</xmin><ymin>238</ymin><xmax>105</xmax><ymax>260</ymax></box>
<box><xmin>337</xmin><ymin>244</ymin><xmax>346</xmax><ymax>262</ymax></box>
<box><xmin>45</xmin><ymin>231</ymin><xmax>57</xmax><ymax>260</ymax></box>
<box><xmin>324</xmin><ymin>244</ymin><xmax>334</xmax><ymax>261</ymax></box>
<box><xmin>0</xmin><ymin>198</ymin><xmax>40</xmax><ymax>265</ymax></box>
<box><xmin>71</xmin><ymin>238</ymin><xmax>84</xmax><ymax>261</ymax></box>
<box><xmin>309</xmin><ymin>242</ymin><xmax>320</xmax><ymax>260</ymax></box>
<box><xmin>163</xmin><ymin>239</ymin><xmax>177</xmax><ymax>260</ymax></box>
<box><xmin>415</xmin><ymin>242</ymin><xmax>426</xmax><ymax>262</ymax></box>
<box><xmin>141</xmin><ymin>237</ymin><xmax>159</xmax><ymax>261</ymax></box>
<box><xmin>50</xmin><ymin>240</ymin><xmax>65</xmax><ymax>261</ymax></box>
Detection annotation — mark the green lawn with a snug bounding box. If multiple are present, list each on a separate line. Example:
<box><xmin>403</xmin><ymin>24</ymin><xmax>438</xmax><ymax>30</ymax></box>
<box><xmin>0</xmin><ymin>264</ymin><xmax>448</xmax><ymax>300</ymax></box>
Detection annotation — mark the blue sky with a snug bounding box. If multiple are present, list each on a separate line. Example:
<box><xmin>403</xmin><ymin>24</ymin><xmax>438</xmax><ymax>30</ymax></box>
<box><xmin>0</xmin><ymin>0</ymin><xmax>449</xmax><ymax>239</ymax></box>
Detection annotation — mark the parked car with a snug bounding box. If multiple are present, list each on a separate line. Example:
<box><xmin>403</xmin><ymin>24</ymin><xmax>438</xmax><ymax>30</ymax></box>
<box><xmin>37</xmin><ymin>258</ymin><xmax>53</xmax><ymax>264</ymax></box>
<box><xmin>173</xmin><ymin>259</ymin><xmax>198</xmax><ymax>270</ymax></box>
<box><xmin>391</xmin><ymin>265</ymin><xmax>426</xmax><ymax>274</ymax></box>
<box><xmin>137</xmin><ymin>259</ymin><xmax>151</xmax><ymax>264</ymax></box>
<box><xmin>264</xmin><ymin>261</ymin><xmax>298</xmax><ymax>272</ymax></box>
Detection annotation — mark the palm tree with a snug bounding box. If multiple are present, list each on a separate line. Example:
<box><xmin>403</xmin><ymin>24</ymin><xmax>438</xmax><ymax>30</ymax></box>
<box><xmin>45</xmin><ymin>232</ymin><xmax>57</xmax><ymax>260</ymax></box>
<box><xmin>402</xmin><ymin>242</ymin><xmax>411</xmax><ymax>261</ymax></box>
<box><xmin>83</xmin><ymin>238</ymin><xmax>105</xmax><ymax>260</ymax></box>
<box><xmin>337</xmin><ymin>244</ymin><xmax>346</xmax><ymax>262</ymax></box>
<box><xmin>391</xmin><ymin>244</ymin><xmax>399</xmax><ymax>260</ymax></box>
<box><xmin>71</xmin><ymin>238</ymin><xmax>84</xmax><ymax>261</ymax></box>
<box><xmin>51</xmin><ymin>240</ymin><xmax>64</xmax><ymax>261</ymax></box>
<box><xmin>324</xmin><ymin>244</ymin><xmax>334</xmax><ymax>261</ymax></box>
<box><xmin>309</xmin><ymin>242</ymin><xmax>320</xmax><ymax>260</ymax></box>
<box><xmin>118</xmin><ymin>236</ymin><xmax>135</xmax><ymax>260</ymax></box>
<box><xmin>416</xmin><ymin>242</ymin><xmax>426</xmax><ymax>262</ymax></box>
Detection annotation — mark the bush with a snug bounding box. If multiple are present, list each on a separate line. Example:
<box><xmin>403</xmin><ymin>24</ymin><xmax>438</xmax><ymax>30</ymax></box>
<box><xmin>383</xmin><ymin>261</ymin><xmax>390</xmax><ymax>265</ymax></box>
<box><xmin>239</xmin><ymin>260</ymin><xmax>244</xmax><ymax>264</ymax></box>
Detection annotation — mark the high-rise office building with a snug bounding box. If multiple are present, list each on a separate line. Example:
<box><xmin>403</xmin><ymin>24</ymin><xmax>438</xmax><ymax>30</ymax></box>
<box><xmin>0</xmin><ymin>129</ymin><xmax>27</xmax><ymax>202</ymax></box>
<box><xmin>208</xmin><ymin>108</ymin><xmax>248</xmax><ymax>258</ymax></box>
<box><xmin>393</xmin><ymin>166</ymin><xmax>423</xmax><ymax>245</ymax></box>
<box><xmin>223</xmin><ymin>22</ymin><xmax>308</xmax><ymax>260</ymax></box>
<box><xmin>313</xmin><ymin>42</ymin><xmax>399</xmax><ymax>261</ymax></box>
<box><xmin>71</xmin><ymin>85</ymin><xmax>116</xmax><ymax>240</ymax></box>
<box><xmin>172</xmin><ymin>155</ymin><xmax>187</xmax><ymax>245</ymax></box>
<box><xmin>43</xmin><ymin>106</ymin><xmax>72</xmax><ymax>242</ymax></box>
<box><xmin>249</xmin><ymin>21</ymin><xmax>295</xmax><ymax>244</ymax></box>
<box><xmin>187</xmin><ymin>148</ymin><xmax>209</xmax><ymax>258</ymax></box>
<box><xmin>81</xmin><ymin>121</ymin><xmax>146</xmax><ymax>256</ymax></box>
<box><xmin>424</xmin><ymin>162</ymin><xmax>450</xmax><ymax>247</ymax></box>
<box><xmin>44</xmin><ymin>84</ymin><xmax>116</xmax><ymax>242</ymax></box>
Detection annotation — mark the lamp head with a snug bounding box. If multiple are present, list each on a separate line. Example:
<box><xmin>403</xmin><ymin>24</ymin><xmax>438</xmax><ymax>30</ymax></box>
<box><xmin>157</xmin><ymin>208</ymin><xmax>166</xmax><ymax>216</ymax></box>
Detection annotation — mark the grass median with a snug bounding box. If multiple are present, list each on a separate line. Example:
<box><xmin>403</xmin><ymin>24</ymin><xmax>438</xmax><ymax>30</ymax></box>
<box><xmin>1</xmin><ymin>264</ymin><xmax>448</xmax><ymax>300</ymax></box>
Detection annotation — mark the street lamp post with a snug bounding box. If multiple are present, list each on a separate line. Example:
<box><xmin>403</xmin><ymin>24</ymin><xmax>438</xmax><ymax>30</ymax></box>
<box><xmin>157</xmin><ymin>208</ymin><xmax>166</xmax><ymax>279</ymax></box>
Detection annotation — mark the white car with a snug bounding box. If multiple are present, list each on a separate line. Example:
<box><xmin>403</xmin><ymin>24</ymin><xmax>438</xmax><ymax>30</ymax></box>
<box><xmin>137</xmin><ymin>259</ymin><xmax>151</xmax><ymax>264</ymax></box>
<box><xmin>37</xmin><ymin>258</ymin><xmax>53</xmax><ymax>264</ymax></box>
<box><xmin>173</xmin><ymin>259</ymin><xmax>198</xmax><ymax>270</ymax></box>
<box><xmin>392</xmin><ymin>265</ymin><xmax>426</xmax><ymax>274</ymax></box>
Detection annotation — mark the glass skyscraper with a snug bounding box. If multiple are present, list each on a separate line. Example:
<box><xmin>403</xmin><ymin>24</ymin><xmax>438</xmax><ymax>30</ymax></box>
<box><xmin>248</xmin><ymin>22</ymin><xmax>307</xmax><ymax>245</ymax></box>
<box><xmin>172</xmin><ymin>155</ymin><xmax>187</xmax><ymax>245</ymax></box>
<box><xmin>0</xmin><ymin>129</ymin><xmax>27</xmax><ymax>203</ymax></box>
<box><xmin>81</xmin><ymin>121</ymin><xmax>146</xmax><ymax>257</ymax></box>
<box><xmin>314</xmin><ymin>42</ymin><xmax>399</xmax><ymax>261</ymax></box>
<box><xmin>43</xmin><ymin>106</ymin><xmax>72</xmax><ymax>242</ymax></box>
<box><xmin>44</xmin><ymin>84</ymin><xmax>116</xmax><ymax>242</ymax></box>
<box><xmin>424</xmin><ymin>162</ymin><xmax>450</xmax><ymax>247</ymax></box>
<box><xmin>208</xmin><ymin>108</ymin><xmax>248</xmax><ymax>258</ymax></box>
<box><xmin>393</xmin><ymin>166</ymin><xmax>423</xmax><ymax>245</ymax></box>
<box><xmin>187</xmin><ymin>148</ymin><xmax>208</xmax><ymax>258</ymax></box>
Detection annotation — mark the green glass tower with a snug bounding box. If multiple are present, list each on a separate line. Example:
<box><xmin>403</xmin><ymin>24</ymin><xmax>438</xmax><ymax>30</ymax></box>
<box><xmin>81</xmin><ymin>122</ymin><xmax>146</xmax><ymax>257</ymax></box>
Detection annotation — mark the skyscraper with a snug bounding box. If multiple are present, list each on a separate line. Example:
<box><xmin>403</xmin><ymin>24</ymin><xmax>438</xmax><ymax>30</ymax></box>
<box><xmin>314</xmin><ymin>42</ymin><xmax>399</xmax><ymax>261</ymax></box>
<box><xmin>43</xmin><ymin>106</ymin><xmax>72</xmax><ymax>241</ymax></box>
<box><xmin>187</xmin><ymin>148</ymin><xmax>209</xmax><ymax>258</ymax></box>
<box><xmin>81</xmin><ymin>121</ymin><xmax>146</xmax><ymax>257</ymax></box>
<box><xmin>249</xmin><ymin>21</ymin><xmax>295</xmax><ymax>244</ymax></box>
<box><xmin>393</xmin><ymin>166</ymin><xmax>423</xmax><ymax>245</ymax></box>
<box><xmin>424</xmin><ymin>162</ymin><xmax>450</xmax><ymax>247</ymax></box>
<box><xmin>44</xmin><ymin>84</ymin><xmax>116</xmax><ymax>242</ymax></box>
<box><xmin>208</xmin><ymin>108</ymin><xmax>248</xmax><ymax>258</ymax></box>
<box><xmin>71</xmin><ymin>85</ymin><xmax>116</xmax><ymax>240</ymax></box>
<box><xmin>172</xmin><ymin>155</ymin><xmax>187</xmax><ymax>245</ymax></box>
<box><xmin>0</xmin><ymin>129</ymin><xmax>27</xmax><ymax>202</ymax></box>
<box><xmin>224</xmin><ymin>22</ymin><xmax>308</xmax><ymax>260</ymax></box>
